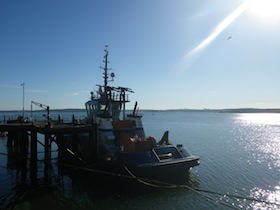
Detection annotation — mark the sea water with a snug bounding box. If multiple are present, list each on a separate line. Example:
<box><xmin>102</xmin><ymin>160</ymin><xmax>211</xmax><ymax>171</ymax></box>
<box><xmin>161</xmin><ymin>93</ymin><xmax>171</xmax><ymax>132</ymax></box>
<box><xmin>0</xmin><ymin>110</ymin><xmax>279</xmax><ymax>209</ymax></box>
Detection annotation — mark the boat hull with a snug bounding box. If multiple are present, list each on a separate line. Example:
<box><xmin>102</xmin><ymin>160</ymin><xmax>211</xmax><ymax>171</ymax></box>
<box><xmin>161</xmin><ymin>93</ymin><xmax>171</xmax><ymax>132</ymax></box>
<box><xmin>126</xmin><ymin>157</ymin><xmax>199</xmax><ymax>184</ymax></box>
<box><xmin>111</xmin><ymin>152</ymin><xmax>200</xmax><ymax>184</ymax></box>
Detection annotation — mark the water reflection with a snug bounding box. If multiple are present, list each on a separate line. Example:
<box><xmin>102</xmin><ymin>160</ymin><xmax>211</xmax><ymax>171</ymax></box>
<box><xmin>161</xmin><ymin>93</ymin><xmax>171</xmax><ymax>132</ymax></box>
<box><xmin>250</xmin><ymin>186</ymin><xmax>280</xmax><ymax>209</ymax></box>
<box><xmin>1</xmin><ymin>149</ymin><xmax>200</xmax><ymax>210</ymax></box>
<box><xmin>233</xmin><ymin>113</ymin><xmax>280</xmax><ymax>209</ymax></box>
<box><xmin>233</xmin><ymin>114</ymin><xmax>280</xmax><ymax>169</ymax></box>
<box><xmin>236</xmin><ymin>113</ymin><xmax>280</xmax><ymax>125</ymax></box>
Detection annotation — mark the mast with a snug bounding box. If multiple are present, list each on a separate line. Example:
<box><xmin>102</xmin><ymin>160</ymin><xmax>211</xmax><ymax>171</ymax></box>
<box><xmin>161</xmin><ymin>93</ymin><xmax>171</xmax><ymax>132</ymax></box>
<box><xmin>100</xmin><ymin>45</ymin><xmax>115</xmax><ymax>99</ymax></box>
<box><xmin>103</xmin><ymin>45</ymin><xmax>109</xmax><ymax>89</ymax></box>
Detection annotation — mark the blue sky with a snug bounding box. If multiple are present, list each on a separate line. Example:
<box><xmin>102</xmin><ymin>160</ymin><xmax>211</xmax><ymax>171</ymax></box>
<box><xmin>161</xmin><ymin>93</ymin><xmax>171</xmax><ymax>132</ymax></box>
<box><xmin>1</xmin><ymin>0</ymin><xmax>280</xmax><ymax>110</ymax></box>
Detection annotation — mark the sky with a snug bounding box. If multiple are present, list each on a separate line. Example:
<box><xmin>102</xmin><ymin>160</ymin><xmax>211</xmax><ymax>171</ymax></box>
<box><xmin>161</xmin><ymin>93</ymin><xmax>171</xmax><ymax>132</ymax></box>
<box><xmin>0</xmin><ymin>0</ymin><xmax>280</xmax><ymax>110</ymax></box>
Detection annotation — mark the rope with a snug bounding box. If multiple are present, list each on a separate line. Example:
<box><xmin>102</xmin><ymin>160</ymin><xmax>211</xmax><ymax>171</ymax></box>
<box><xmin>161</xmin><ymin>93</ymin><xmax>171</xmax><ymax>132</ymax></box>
<box><xmin>183</xmin><ymin>185</ymin><xmax>240</xmax><ymax>210</ymax></box>
<box><xmin>123</xmin><ymin>165</ymin><xmax>177</xmax><ymax>189</ymax></box>
<box><xmin>192</xmin><ymin>188</ymin><xmax>280</xmax><ymax>206</ymax></box>
<box><xmin>0</xmin><ymin>151</ymin><xmax>279</xmax><ymax>208</ymax></box>
<box><xmin>123</xmin><ymin>165</ymin><xmax>240</xmax><ymax>210</ymax></box>
<box><xmin>123</xmin><ymin>164</ymin><xmax>280</xmax><ymax>208</ymax></box>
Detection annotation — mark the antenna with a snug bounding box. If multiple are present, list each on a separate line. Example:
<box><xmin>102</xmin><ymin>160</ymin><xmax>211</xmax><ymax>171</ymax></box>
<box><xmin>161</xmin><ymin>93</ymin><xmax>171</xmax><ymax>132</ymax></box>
<box><xmin>110</xmin><ymin>72</ymin><xmax>115</xmax><ymax>81</ymax></box>
<box><xmin>99</xmin><ymin>45</ymin><xmax>115</xmax><ymax>88</ymax></box>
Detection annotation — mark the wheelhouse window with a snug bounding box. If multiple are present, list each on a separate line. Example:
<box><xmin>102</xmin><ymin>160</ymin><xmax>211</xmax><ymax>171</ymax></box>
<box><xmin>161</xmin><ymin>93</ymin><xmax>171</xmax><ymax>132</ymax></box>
<box><xmin>85</xmin><ymin>101</ymin><xmax>100</xmax><ymax>116</ymax></box>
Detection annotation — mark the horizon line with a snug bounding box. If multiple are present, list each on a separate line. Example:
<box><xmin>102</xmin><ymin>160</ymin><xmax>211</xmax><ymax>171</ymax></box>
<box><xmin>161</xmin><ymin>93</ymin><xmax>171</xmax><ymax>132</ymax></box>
<box><xmin>1</xmin><ymin>107</ymin><xmax>280</xmax><ymax>112</ymax></box>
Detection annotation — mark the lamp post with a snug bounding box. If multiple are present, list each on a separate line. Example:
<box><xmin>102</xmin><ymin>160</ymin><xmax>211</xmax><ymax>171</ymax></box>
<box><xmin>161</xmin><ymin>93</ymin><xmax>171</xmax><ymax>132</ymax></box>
<box><xmin>21</xmin><ymin>83</ymin><xmax>25</xmax><ymax>118</ymax></box>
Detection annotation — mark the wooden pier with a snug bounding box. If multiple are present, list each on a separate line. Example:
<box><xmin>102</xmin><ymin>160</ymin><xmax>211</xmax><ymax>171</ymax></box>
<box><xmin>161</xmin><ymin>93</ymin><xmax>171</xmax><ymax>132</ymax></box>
<box><xmin>0</xmin><ymin>119</ymin><xmax>98</xmax><ymax>184</ymax></box>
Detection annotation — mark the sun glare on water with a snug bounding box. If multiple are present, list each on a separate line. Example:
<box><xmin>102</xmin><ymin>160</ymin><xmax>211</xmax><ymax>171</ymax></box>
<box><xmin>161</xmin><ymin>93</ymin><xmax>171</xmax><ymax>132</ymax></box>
<box><xmin>246</xmin><ymin>0</ymin><xmax>280</xmax><ymax>21</ymax></box>
<box><xmin>238</xmin><ymin>113</ymin><xmax>280</xmax><ymax>125</ymax></box>
<box><xmin>235</xmin><ymin>113</ymin><xmax>280</xmax><ymax>208</ymax></box>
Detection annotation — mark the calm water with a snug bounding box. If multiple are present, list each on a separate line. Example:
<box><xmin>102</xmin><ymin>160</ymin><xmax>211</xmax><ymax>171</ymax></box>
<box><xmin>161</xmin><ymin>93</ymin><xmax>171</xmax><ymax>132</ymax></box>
<box><xmin>0</xmin><ymin>111</ymin><xmax>279</xmax><ymax>209</ymax></box>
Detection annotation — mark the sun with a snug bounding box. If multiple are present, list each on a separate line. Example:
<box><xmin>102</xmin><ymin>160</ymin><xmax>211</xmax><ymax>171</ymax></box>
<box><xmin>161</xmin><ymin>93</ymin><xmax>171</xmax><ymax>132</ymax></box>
<box><xmin>245</xmin><ymin>0</ymin><xmax>280</xmax><ymax>21</ymax></box>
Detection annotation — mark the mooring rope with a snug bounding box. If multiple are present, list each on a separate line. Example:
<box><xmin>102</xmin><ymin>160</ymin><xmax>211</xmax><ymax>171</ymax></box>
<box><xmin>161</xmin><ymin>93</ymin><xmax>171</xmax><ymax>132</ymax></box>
<box><xmin>123</xmin><ymin>165</ymin><xmax>177</xmax><ymax>189</ymax></box>
<box><xmin>0</xmin><ymin>151</ymin><xmax>279</xmax><ymax>208</ymax></box>
<box><xmin>123</xmin><ymin>165</ymin><xmax>280</xmax><ymax>209</ymax></box>
<box><xmin>123</xmin><ymin>165</ymin><xmax>240</xmax><ymax>210</ymax></box>
<box><xmin>127</xmin><ymin>172</ymin><xmax>280</xmax><ymax>209</ymax></box>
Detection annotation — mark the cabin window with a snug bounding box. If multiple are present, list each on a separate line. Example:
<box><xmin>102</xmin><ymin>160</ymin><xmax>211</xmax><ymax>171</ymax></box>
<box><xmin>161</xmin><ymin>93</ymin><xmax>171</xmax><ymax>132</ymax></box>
<box><xmin>86</xmin><ymin>103</ymin><xmax>101</xmax><ymax>116</ymax></box>
<box><xmin>154</xmin><ymin>147</ymin><xmax>182</xmax><ymax>159</ymax></box>
<box><xmin>112</xmin><ymin>103</ymin><xmax>121</xmax><ymax>119</ymax></box>
<box><xmin>100</xmin><ymin>104</ymin><xmax>106</xmax><ymax>111</ymax></box>
<box><xmin>85</xmin><ymin>104</ymin><xmax>91</xmax><ymax>115</ymax></box>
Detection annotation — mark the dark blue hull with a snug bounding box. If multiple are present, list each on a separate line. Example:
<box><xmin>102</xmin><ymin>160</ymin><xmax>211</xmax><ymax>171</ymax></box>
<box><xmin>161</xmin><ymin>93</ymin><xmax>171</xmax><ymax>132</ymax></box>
<box><xmin>116</xmin><ymin>150</ymin><xmax>200</xmax><ymax>184</ymax></box>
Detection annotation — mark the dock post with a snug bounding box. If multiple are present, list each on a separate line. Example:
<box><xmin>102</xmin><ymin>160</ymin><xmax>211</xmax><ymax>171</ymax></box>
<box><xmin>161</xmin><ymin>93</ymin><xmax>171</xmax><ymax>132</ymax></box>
<box><xmin>19</xmin><ymin>130</ymin><xmax>29</xmax><ymax>155</ymax></box>
<box><xmin>30</xmin><ymin>129</ymin><xmax>38</xmax><ymax>184</ymax></box>
<box><xmin>44</xmin><ymin>133</ymin><xmax>51</xmax><ymax>186</ymax></box>
<box><xmin>7</xmin><ymin>132</ymin><xmax>14</xmax><ymax>147</ymax></box>
<box><xmin>44</xmin><ymin>133</ymin><xmax>51</xmax><ymax>161</ymax></box>
<box><xmin>72</xmin><ymin>115</ymin><xmax>75</xmax><ymax>124</ymax></box>
<box><xmin>14</xmin><ymin>131</ymin><xmax>19</xmax><ymax>151</ymax></box>
<box><xmin>31</xmin><ymin>130</ymin><xmax>38</xmax><ymax>161</ymax></box>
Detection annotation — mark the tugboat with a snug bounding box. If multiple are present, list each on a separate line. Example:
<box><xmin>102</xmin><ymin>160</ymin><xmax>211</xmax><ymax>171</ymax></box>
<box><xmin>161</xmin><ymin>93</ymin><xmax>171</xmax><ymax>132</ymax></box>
<box><xmin>85</xmin><ymin>46</ymin><xmax>199</xmax><ymax>183</ymax></box>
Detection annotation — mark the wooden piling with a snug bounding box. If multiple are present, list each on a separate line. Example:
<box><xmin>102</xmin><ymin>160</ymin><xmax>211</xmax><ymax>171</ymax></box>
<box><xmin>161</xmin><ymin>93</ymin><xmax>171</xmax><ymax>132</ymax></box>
<box><xmin>30</xmin><ymin>129</ymin><xmax>38</xmax><ymax>185</ymax></box>
<box><xmin>0</xmin><ymin>121</ymin><xmax>99</xmax><ymax>184</ymax></box>
<box><xmin>30</xmin><ymin>130</ymin><xmax>37</xmax><ymax>162</ymax></box>
<box><xmin>7</xmin><ymin>132</ymin><xmax>14</xmax><ymax>147</ymax></box>
<box><xmin>44</xmin><ymin>133</ymin><xmax>51</xmax><ymax>161</ymax></box>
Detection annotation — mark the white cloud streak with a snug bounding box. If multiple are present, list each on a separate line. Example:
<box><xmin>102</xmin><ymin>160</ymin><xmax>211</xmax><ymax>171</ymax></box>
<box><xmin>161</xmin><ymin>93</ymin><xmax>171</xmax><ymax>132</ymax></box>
<box><xmin>181</xmin><ymin>2</ymin><xmax>249</xmax><ymax>72</ymax></box>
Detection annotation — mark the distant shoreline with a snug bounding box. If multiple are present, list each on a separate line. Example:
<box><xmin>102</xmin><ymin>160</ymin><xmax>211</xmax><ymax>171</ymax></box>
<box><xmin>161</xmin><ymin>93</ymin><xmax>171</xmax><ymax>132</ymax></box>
<box><xmin>217</xmin><ymin>108</ymin><xmax>280</xmax><ymax>113</ymax></box>
<box><xmin>1</xmin><ymin>108</ymin><xmax>280</xmax><ymax>113</ymax></box>
<box><xmin>144</xmin><ymin>108</ymin><xmax>280</xmax><ymax>113</ymax></box>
